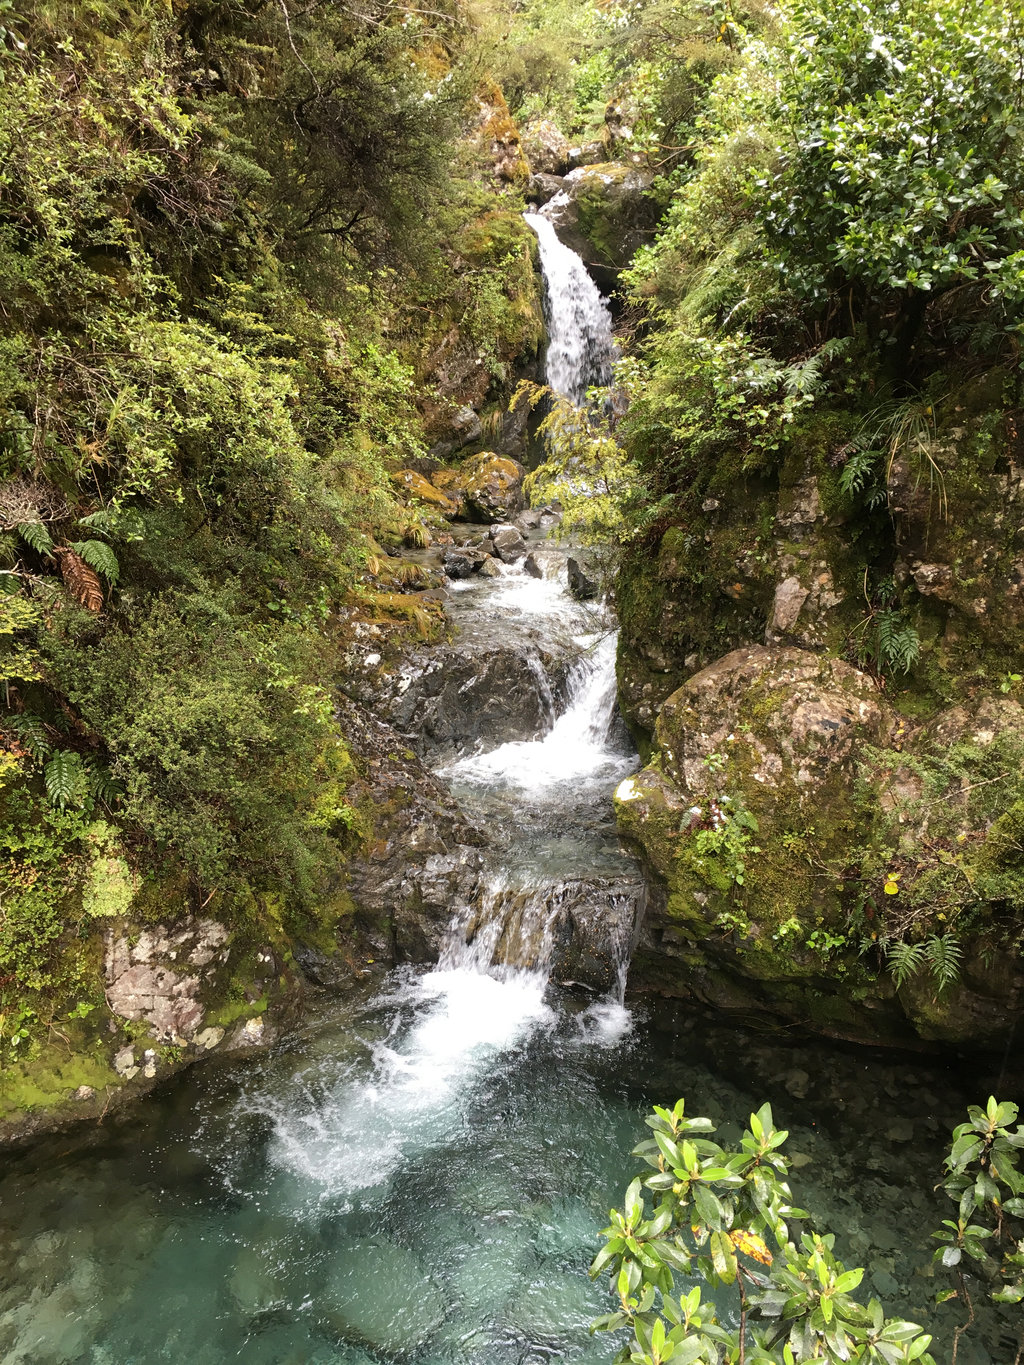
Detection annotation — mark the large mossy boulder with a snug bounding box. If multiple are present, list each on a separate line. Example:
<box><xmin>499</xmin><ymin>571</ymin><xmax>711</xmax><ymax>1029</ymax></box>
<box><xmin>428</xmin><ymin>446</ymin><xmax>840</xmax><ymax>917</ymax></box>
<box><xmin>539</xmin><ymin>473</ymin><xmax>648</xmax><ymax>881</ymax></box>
<box><xmin>458</xmin><ymin>450</ymin><xmax>526</xmax><ymax>522</ymax></box>
<box><xmin>391</xmin><ymin>468</ymin><xmax>461</xmax><ymax>517</ymax></box>
<box><xmin>617</xmin><ymin>647</ymin><xmax>895</xmax><ymax>1034</ymax></box>
<box><xmin>618</xmin><ymin>645</ymin><xmax>1024</xmax><ymax>1048</ymax></box>
<box><xmin>540</xmin><ymin>161</ymin><xmax>658</xmax><ymax>283</ymax></box>
<box><xmin>389</xmin><ymin>452</ymin><xmax>525</xmax><ymax>525</ymax></box>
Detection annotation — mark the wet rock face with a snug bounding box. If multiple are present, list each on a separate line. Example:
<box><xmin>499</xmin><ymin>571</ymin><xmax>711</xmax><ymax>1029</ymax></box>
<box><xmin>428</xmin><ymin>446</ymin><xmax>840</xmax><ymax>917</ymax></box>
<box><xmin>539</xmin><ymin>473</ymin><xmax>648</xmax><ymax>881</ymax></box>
<box><xmin>524</xmin><ymin>549</ymin><xmax>566</xmax><ymax>580</ymax></box>
<box><xmin>539</xmin><ymin>161</ymin><xmax>658</xmax><ymax>283</ymax></box>
<box><xmin>567</xmin><ymin>557</ymin><xmax>597</xmax><ymax>600</ymax></box>
<box><xmin>490</xmin><ymin>523</ymin><xmax>527</xmax><ymax>562</ymax></box>
<box><xmin>374</xmin><ymin>642</ymin><xmax>571</xmax><ymax>764</ymax></box>
<box><xmin>527</xmin><ymin>172</ymin><xmax>566</xmax><ymax>206</ymax></box>
<box><xmin>443</xmin><ymin>546</ymin><xmax>488</xmax><ymax>579</ymax></box>
<box><xmin>337</xmin><ymin>696</ymin><xmax>485</xmax><ymax>964</ymax></box>
<box><xmin>104</xmin><ymin>918</ymin><xmax>231</xmax><ymax>1043</ymax></box>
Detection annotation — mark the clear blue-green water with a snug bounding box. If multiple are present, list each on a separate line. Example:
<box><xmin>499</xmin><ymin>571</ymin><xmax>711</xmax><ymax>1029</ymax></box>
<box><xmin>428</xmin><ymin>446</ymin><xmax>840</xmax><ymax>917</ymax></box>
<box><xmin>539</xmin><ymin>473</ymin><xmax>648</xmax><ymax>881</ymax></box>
<box><xmin>0</xmin><ymin>969</ymin><xmax>1017</xmax><ymax>1364</ymax></box>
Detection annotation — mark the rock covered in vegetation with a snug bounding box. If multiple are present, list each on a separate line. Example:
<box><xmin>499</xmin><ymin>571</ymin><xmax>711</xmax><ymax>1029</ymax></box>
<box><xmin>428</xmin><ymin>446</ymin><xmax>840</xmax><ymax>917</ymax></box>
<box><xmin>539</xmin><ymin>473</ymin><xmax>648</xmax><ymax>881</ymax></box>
<box><xmin>618</xmin><ymin>645</ymin><xmax>1024</xmax><ymax>1048</ymax></box>
<box><xmin>393</xmin><ymin>452</ymin><xmax>526</xmax><ymax>525</ymax></box>
<box><xmin>521</xmin><ymin>118</ymin><xmax>571</xmax><ymax>175</ymax></box>
<box><xmin>464</xmin><ymin>453</ymin><xmax>527</xmax><ymax>522</ymax></box>
<box><xmin>391</xmin><ymin>468</ymin><xmax>461</xmax><ymax>516</ymax></box>
<box><xmin>473</xmin><ymin>81</ymin><xmax>530</xmax><ymax>184</ymax></box>
<box><xmin>539</xmin><ymin>162</ymin><xmax>657</xmax><ymax>278</ymax></box>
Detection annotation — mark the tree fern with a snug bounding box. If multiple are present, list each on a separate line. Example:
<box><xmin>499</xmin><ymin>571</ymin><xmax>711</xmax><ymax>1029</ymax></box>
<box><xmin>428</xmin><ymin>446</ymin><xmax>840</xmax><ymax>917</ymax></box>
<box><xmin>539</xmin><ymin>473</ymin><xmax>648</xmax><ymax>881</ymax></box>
<box><xmin>926</xmin><ymin>933</ymin><xmax>963</xmax><ymax>993</ymax></box>
<box><xmin>17</xmin><ymin>520</ymin><xmax>53</xmax><ymax>557</ymax></box>
<box><xmin>44</xmin><ymin>750</ymin><xmax>85</xmax><ymax>809</ymax></box>
<box><xmin>71</xmin><ymin>538</ymin><xmax>120</xmax><ymax>584</ymax></box>
<box><xmin>885</xmin><ymin>939</ymin><xmax>927</xmax><ymax>989</ymax></box>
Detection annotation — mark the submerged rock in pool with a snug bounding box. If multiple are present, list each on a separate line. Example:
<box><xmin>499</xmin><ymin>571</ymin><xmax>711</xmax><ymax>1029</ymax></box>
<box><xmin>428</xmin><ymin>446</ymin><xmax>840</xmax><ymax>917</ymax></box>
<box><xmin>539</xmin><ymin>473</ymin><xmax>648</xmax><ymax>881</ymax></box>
<box><xmin>507</xmin><ymin>1269</ymin><xmax>599</xmax><ymax>1339</ymax></box>
<box><xmin>228</xmin><ymin>1245</ymin><xmax>287</xmax><ymax>1317</ymax></box>
<box><xmin>320</xmin><ymin>1240</ymin><xmax>446</xmax><ymax>1353</ymax></box>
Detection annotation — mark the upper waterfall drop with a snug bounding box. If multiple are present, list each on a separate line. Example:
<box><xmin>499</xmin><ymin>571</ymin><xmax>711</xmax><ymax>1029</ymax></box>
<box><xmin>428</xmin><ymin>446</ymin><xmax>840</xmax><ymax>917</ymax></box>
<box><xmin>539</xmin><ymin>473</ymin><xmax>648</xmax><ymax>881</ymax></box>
<box><xmin>524</xmin><ymin>211</ymin><xmax>617</xmax><ymax>405</ymax></box>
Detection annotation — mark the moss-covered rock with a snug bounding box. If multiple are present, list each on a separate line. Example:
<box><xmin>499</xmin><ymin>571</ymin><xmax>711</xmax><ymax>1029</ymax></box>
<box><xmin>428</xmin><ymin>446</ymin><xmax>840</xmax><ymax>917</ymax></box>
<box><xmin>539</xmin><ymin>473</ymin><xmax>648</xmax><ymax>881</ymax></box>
<box><xmin>521</xmin><ymin>117</ymin><xmax>571</xmax><ymax>175</ymax></box>
<box><xmin>618</xmin><ymin>641</ymin><xmax>1024</xmax><ymax>1049</ymax></box>
<box><xmin>392</xmin><ymin>468</ymin><xmax>461</xmax><ymax>516</ymax></box>
<box><xmin>540</xmin><ymin>161</ymin><xmax>659</xmax><ymax>283</ymax></box>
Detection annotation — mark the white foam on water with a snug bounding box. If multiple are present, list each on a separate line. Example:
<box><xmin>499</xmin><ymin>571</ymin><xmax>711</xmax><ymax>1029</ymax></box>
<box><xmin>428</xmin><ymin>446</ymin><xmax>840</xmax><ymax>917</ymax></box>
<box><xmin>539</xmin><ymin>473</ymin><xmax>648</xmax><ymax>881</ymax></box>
<box><xmin>264</xmin><ymin>569</ymin><xmax>635</xmax><ymax>1203</ymax></box>
<box><xmin>444</xmin><ymin>630</ymin><xmax>626</xmax><ymax>792</ymax></box>
<box><xmin>265</xmin><ymin>967</ymin><xmax>553</xmax><ymax>1199</ymax></box>
<box><xmin>577</xmin><ymin>997</ymin><xmax>634</xmax><ymax>1048</ymax></box>
<box><xmin>525</xmin><ymin>212</ymin><xmax>617</xmax><ymax>403</ymax></box>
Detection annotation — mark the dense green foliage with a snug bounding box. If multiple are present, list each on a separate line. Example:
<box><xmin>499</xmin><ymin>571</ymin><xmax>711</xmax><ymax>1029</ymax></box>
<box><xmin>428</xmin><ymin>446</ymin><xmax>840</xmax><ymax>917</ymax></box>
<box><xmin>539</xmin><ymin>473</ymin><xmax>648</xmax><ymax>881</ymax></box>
<box><xmin>622</xmin><ymin>0</ymin><xmax>1024</xmax><ymax>488</ymax></box>
<box><xmin>0</xmin><ymin>0</ymin><xmax>537</xmax><ymax>1027</ymax></box>
<box><xmin>593</xmin><ymin>1097</ymin><xmax>1024</xmax><ymax>1364</ymax></box>
<box><xmin>592</xmin><ymin>1098</ymin><xmax>937</xmax><ymax>1364</ymax></box>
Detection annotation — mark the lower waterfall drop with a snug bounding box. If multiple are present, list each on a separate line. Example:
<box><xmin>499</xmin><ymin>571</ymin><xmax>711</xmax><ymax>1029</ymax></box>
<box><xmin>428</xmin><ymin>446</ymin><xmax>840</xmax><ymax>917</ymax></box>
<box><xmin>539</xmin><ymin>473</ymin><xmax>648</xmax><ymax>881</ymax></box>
<box><xmin>261</xmin><ymin>575</ymin><xmax>641</xmax><ymax>1201</ymax></box>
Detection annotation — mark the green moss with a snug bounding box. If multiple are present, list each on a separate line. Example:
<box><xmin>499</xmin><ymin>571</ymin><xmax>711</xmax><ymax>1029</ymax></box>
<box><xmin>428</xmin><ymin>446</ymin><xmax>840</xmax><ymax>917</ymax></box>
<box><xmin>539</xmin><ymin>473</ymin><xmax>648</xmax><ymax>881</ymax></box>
<box><xmin>0</xmin><ymin>1035</ymin><xmax>117</xmax><ymax>1121</ymax></box>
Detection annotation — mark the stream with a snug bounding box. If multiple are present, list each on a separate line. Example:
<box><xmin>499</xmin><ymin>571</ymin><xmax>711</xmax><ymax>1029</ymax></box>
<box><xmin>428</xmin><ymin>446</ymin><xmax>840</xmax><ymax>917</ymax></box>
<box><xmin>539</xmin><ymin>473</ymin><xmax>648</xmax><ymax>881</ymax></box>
<box><xmin>0</xmin><ymin>560</ymin><xmax>1013</xmax><ymax>1365</ymax></box>
<box><xmin>0</xmin><ymin>218</ymin><xmax>1016</xmax><ymax>1365</ymax></box>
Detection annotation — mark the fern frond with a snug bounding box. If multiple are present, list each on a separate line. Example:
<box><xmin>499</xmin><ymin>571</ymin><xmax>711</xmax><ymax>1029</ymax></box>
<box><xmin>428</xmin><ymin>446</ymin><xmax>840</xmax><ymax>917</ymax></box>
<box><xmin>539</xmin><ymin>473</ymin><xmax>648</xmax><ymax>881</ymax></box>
<box><xmin>76</xmin><ymin>509</ymin><xmax>114</xmax><ymax>533</ymax></box>
<box><xmin>17</xmin><ymin>520</ymin><xmax>54</xmax><ymax>557</ymax></box>
<box><xmin>5</xmin><ymin>714</ymin><xmax>52</xmax><ymax>761</ymax></box>
<box><xmin>784</xmin><ymin>336</ymin><xmax>853</xmax><ymax>398</ymax></box>
<box><xmin>926</xmin><ymin>933</ymin><xmax>962</xmax><ymax>994</ymax></box>
<box><xmin>44</xmin><ymin>750</ymin><xmax>86</xmax><ymax>809</ymax></box>
<box><xmin>53</xmin><ymin>546</ymin><xmax>104</xmax><ymax>611</ymax></box>
<box><xmin>839</xmin><ymin>447</ymin><xmax>882</xmax><ymax>500</ymax></box>
<box><xmin>70</xmin><ymin>539</ymin><xmax>119</xmax><ymax>584</ymax></box>
<box><xmin>886</xmin><ymin>939</ymin><xmax>927</xmax><ymax>989</ymax></box>
<box><xmin>84</xmin><ymin>756</ymin><xmax>122</xmax><ymax>807</ymax></box>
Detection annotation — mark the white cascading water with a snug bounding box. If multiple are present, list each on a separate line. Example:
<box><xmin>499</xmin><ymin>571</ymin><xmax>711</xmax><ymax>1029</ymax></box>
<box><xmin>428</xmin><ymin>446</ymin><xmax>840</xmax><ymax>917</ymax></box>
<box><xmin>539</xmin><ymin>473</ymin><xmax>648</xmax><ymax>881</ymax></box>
<box><xmin>524</xmin><ymin>211</ymin><xmax>617</xmax><ymax>403</ymax></box>
<box><xmin>265</xmin><ymin>244</ymin><xmax>634</xmax><ymax>1201</ymax></box>
<box><xmin>443</xmin><ymin>629</ymin><xmax>621</xmax><ymax>791</ymax></box>
<box><xmin>266</xmin><ymin>612</ymin><xmax>635</xmax><ymax>1197</ymax></box>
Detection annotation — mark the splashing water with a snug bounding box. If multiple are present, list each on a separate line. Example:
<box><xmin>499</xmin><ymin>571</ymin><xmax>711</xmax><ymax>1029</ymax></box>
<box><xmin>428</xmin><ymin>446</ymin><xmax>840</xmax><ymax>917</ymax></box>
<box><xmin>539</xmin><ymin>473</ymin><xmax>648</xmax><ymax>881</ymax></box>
<box><xmin>443</xmin><ymin>629</ymin><xmax>628</xmax><ymax>792</ymax></box>
<box><xmin>263</xmin><ymin>966</ymin><xmax>554</xmax><ymax>1201</ymax></box>
<box><xmin>525</xmin><ymin>212</ymin><xmax>617</xmax><ymax>403</ymax></box>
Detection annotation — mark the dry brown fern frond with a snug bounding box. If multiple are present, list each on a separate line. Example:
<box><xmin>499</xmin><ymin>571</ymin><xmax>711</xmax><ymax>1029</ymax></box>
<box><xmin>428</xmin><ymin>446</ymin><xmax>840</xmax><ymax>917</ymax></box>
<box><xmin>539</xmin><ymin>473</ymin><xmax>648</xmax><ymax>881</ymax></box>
<box><xmin>53</xmin><ymin>546</ymin><xmax>103</xmax><ymax>612</ymax></box>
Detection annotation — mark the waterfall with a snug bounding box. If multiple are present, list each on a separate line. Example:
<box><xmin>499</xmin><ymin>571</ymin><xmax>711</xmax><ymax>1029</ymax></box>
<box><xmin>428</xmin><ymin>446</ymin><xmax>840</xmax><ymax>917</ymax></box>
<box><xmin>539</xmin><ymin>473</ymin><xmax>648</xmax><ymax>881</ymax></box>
<box><xmin>260</xmin><ymin>633</ymin><xmax>639</xmax><ymax>1198</ymax></box>
<box><xmin>255</xmin><ymin>231</ymin><xmax>639</xmax><ymax>1209</ymax></box>
<box><xmin>443</xmin><ymin>629</ymin><xmax>623</xmax><ymax>791</ymax></box>
<box><xmin>524</xmin><ymin>211</ymin><xmax>617</xmax><ymax>404</ymax></box>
